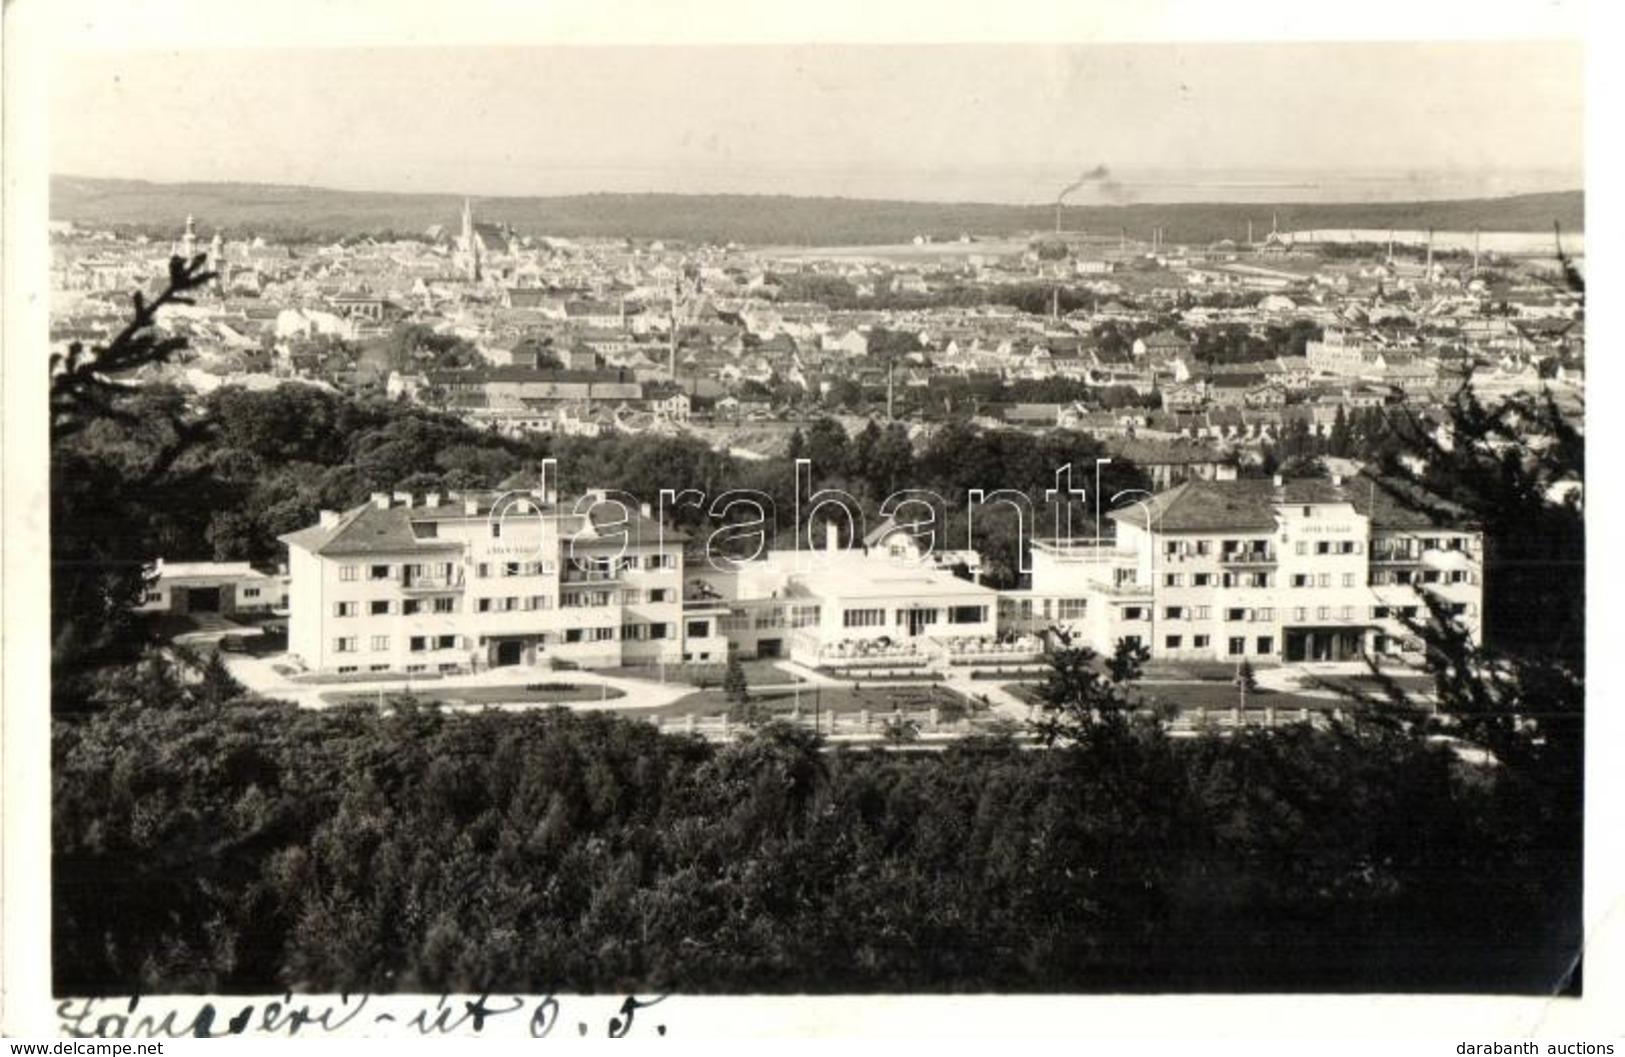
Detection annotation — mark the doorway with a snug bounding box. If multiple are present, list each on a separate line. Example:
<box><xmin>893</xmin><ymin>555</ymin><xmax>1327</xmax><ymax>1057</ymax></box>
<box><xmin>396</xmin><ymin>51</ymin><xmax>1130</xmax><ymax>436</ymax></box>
<box><xmin>493</xmin><ymin>640</ymin><xmax>523</xmax><ymax>667</ymax></box>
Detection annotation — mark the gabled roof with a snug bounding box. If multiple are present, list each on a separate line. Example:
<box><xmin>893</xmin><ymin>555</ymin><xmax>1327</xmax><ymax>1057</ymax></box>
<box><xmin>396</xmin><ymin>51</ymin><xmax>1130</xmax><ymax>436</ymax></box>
<box><xmin>1109</xmin><ymin>474</ymin><xmax>1472</xmax><ymax>534</ymax></box>
<box><xmin>279</xmin><ymin>503</ymin><xmax>463</xmax><ymax>558</ymax></box>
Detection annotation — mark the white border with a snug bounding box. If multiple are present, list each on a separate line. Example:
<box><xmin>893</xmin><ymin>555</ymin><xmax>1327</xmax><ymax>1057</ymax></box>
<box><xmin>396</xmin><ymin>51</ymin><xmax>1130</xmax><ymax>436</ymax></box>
<box><xmin>4</xmin><ymin>0</ymin><xmax>1616</xmax><ymax>1041</ymax></box>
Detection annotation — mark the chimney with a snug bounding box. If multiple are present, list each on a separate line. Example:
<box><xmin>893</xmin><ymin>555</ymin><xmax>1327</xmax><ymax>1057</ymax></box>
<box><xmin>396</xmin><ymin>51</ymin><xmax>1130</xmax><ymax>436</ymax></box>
<box><xmin>825</xmin><ymin>520</ymin><xmax>840</xmax><ymax>552</ymax></box>
<box><xmin>392</xmin><ymin>491</ymin><xmax>413</xmax><ymax>508</ymax></box>
<box><xmin>465</xmin><ymin>498</ymin><xmax>480</xmax><ymax>515</ymax></box>
<box><xmin>1272</xmin><ymin>474</ymin><xmax>1283</xmax><ymax>488</ymax></box>
<box><xmin>640</xmin><ymin>502</ymin><xmax>653</xmax><ymax>518</ymax></box>
<box><xmin>1331</xmin><ymin>472</ymin><xmax>1344</xmax><ymax>487</ymax></box>
<box><xmin>425</xmin><ymin>492</ymin><xmax>441</xmax><ymax>508</ymax></box>
<box><xmin>371</xmin><ymin>492</ymin><xmax>389</xmax><ymax>510</ymax></box>
<box><xmin>319</xmin><ymin>509</ymin><xmax>341</xmax><ymax>528</ymax></box>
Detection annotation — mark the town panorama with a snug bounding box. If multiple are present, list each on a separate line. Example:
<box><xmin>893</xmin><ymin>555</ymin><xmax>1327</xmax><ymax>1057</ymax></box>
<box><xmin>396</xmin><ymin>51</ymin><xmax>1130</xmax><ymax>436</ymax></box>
<box><xmin>47</xmin><ymin>173</ymin><xmax>1585</xmax><ymax>1000</ymax></box>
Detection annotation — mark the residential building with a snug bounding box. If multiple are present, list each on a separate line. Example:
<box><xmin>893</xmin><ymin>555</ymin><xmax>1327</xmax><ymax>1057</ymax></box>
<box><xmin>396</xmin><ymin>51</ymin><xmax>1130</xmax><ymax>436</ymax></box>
<box><xmin>1025</xmin><ymin>474</ymin><xmax>1482</xmax><ymax>664</ymax></box>
<box><xmin>279</xmin><ymin>490</ymin><xmax>687</xmax><ymax>675</ymax></box>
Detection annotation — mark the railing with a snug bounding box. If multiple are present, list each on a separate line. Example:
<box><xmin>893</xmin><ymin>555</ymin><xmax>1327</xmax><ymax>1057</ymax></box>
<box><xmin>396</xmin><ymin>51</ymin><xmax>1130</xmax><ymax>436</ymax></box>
<box><xmin>400</xmin><ymin>575</ymin><xmax>464</xmax><ymax>592</ymax></box>
<box><xmin>641</xmin><ymin>706</ymin><xmax>1000</xmax><ymax>740</ymax></box>
<box><xmin>1219</xmin><ymin>550</ymin><xmax>1278</xmax><ymax>565</ymax></box>
<box><xmin>560</xmin><ymin>569</ymin><xmax>622</xmax><ymax>584</ymax></box>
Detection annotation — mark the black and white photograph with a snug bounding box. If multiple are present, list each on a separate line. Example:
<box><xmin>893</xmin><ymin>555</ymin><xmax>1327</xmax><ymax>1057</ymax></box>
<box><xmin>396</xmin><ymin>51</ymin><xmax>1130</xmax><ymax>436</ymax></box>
<box><xmin>2</xmin><ymin>0</ymin><xmax>1614</xmax><ymax>1041</ymax></box>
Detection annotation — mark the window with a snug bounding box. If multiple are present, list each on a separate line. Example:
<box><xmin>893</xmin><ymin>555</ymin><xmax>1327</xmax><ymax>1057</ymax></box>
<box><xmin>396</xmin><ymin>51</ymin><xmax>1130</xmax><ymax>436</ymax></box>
<box><xmin>333</xmin><ymin>637</ymin><xmax>357</xmax><ymax>653</ymax></box>
<box><xmin>1165</xmin><ymin>635</ymin><xmax>1183</xmax><ymax>650</ymax></box>
<box><xmin>370</xmin><ymin>664</ymin><xmax>390</xmax><ymax>672</ymax></box>
<box><xmin>565</xmin><ymin>628</ymin><xmax>584</xmax><ymax>643</ymax></box>
<box><xmin>1290</xmin><ymin>574</ymin><xmax>1311</xmax><ymax>588</ymax></box>
<box><xmin>1295</xmin><ymin>541</ymin><xmax>1307</xmax><ymax>555</ymax></box>
<box><xmin>371</xmin><ymin>635</ymin><xmax>389</xmax><ymax>651</ymax></box>
<box><xmin>1316</xmin><ymin>541</ymin><xmax>1331</xmax><ymax>555</ymax></box>
<box><xmin>649</xmin><ymin>623</ymin><xmax>670</xmax><ymax>640</ymax></box>
<box><xmin>1226</xmin><ymin>608</ymin><xmax>1246</xmax><ymax>622</ymax></box>
<box><xmin>370</xmin><ymin>600</ymin><xmax>391</xmax><ymax>616</ymax></box>
<box><xmin>592</xmin><ymin>627</ymin><xmax>615</xmax><ymax>642</ymax></box>
<box><xmin>620</xmin><ymin>589</ymin><xmax>642</xmax><ymax>605</ymax></box>
<box><xmin>843</xmin><ymin>608</ymin><xmax>885</xmax><ymax>628</ymax></box>
<box><xmin>1193</xmin><ymin>573</ymin><xmax>1212</xmax><ymax>587</ymax></box>
<box><xmin>243</xmin><ymin>587</ymin><xmax>261</xmax><ymax>598</ymax></box>
<box><xmin>1256</xmin><ymin>636</ymin><xmax>1274</xmax><ymax>655</ymax></box>
<box><xmin>1316</xmin><ymin>607</ymin><xmax>1330</xmax><ymax>620</ymax></box>
<box><xmin>406</xmin><ymin>664</ymin><xmax>427</xmax><ymax>673</ymax></box>
<box><xmin>1122</xmin><ymin>635</ymin><xmax>1142</xmax><ymax>649</ymax></box>
<box><xmin>1163</xmin><ymin>606</ymin><xmax>1184</xmax><ymax>620</ymax></box>
<box><xmin>334</xmin><ymin>601</ymin><xmax>357</xmax><ymax>617</ymax></box>
<box><xmin>949</xmin><ymin>605</ymin><xmax>988</xmax><ymax>624</ymax></box>
<box><xmin>1193</xmin><ymin>605</ymin><xmax>1211</xmax><ymax>620</ymax></box>
<box><xmin>369</xmin><ymin>564</ymin><xmax>391</xmax><ymax>580</ymax></box>
<box><xmin>1421</xmin><ymin>570</ymin><xmax>1441</xmax><ymax>584</ymax></box>
<box><xmin>1195</xmin><ymin>540</ymin><xmax>1212</xmax><ymax>556</ymax></box>
<box><xmin>1342</xmin><ymin>573</ymin><xmax>1356</xmax><ymax>588</ymax></box>
<box><xmin>410</xmin><ymin>636</ymin><xmax>427</xmax><ymax>652</ymax></box>
<box><xmin>649</xmin><ymin>588</ymin><xmax>671</xmax><ymax>603</ymax></box>
<box><xmin>1122</xmin><ymin>607</ymin><xmax>1145</xmax><ymax>621</ymax></box>
<box><xmin>1228</xmin><ymin>636</ymin><xmax>1245</xmax><ymax>657</ymax></box>
<box><xmin>434</xmin><ymin>596</ymin><xmax>457</xmax><ymax>613</ymax></box>
<box><xmin>337</xmin><ymin>666</ymin><xmax>358</xmax><ymax>674</ymax></box>
<box><xmin>1256</xmin><ymin>607</ymin><xmax>1274</xmax><ymax>622</ymax></box>
<box><xmin>145</xmin><ymin>590</ymin><xmax>163</xmax><ymax>602</ymax></box>
<box><xmin>436</xmin><ymin>635</ymin><xmax>457</xmax><ymax>649</ymax></box>
<box><xmin>1164</xmin><ymin>573</ymin><xmax>1184</xmax><ymax>587</ymax></box>
<box><xmin>504</xmin><ymin>562</ymin><xmax>521</xmax><ymax>577</ymax></box>
<box><xmin>1193</xmin><ymin>635</ymin><xmax>1211</xmax><ymax>649</ymax></box>
<box><xmin>339</xmin><ymin>565</ymin><xmax>358</xmax><ymax>582</ymax></box>
<box><xmin>622</xmin><ymin>623</ymin><xmax>647</xmax><ymax>641</ymax></box>
<box><xmin>1373</xmin><ymin>606</ymin><xmax>1390</xmax><ymax>619</ymax></box>
<box><xmin>686</xmin><ymin>620</ymin><xmax>711</xmax><ymax>638</ymax></box>
<box><xmin>477</xmin><ymin>598</ymin><xmax>492</xmax><ymax>613</ymax></box>
<box><xmin>403</xmin><ymin>599</ymin><xmax>424</xmax><ymax>615</ymax></box>
<box><xmin>1339</xmin><ymin>606</ymin><xmax>1353</xmax><ymax>620</ymax></box>
<box><xmin>791</xmin><ymin>605</ymin><xmax>821</xmax><ymax>628</ymax></box>
<box><xmin>491</xmin><ymin>522</ymin><xmax>502</xmax><ymax>538</ymax></box>
<box><xmin>476</xmin><ymin>563</ymin><xmax>491</xmax><ymax>579</ymax></box>
<box><xmin>644</xmin><ymin>554</ymin><xmax>661</xmax><ymax>570</ymax></box>
<box><xmin>529</xmin><ymin>595</ymin><xmax>550</xmax><ymax>611</ymax></box>
<box><xmin>1059</xmin><ymin>599</ymin><xmax>1088</xmax><ymax>620</ymax></box>
<box><xmin>1317</xmin><ymin>574</ymin><xmax>1331</xmax><ymax>588</ymax></box>
<box><xmin>1294</xmin><ymin>607</ymin><xmax>1307</xmax><ymax>621</ymax></box>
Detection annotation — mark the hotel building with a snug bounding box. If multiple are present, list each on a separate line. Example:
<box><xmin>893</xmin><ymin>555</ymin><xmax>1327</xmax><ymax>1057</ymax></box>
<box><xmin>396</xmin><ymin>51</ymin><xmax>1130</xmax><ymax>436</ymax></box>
<box><xmin>279</xmin><ymin>489</ymin><xmax>688</xmax><ymax>675</ymax></box>
<box><xmin>1025</xmin><ymin>474</ymin><xmax>1482</xmax><ymax>664</ymax></box>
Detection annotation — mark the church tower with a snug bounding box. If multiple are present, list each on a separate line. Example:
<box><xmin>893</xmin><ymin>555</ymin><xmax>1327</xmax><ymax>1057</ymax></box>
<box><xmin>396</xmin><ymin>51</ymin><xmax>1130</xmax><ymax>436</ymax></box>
<box><xmin>460</xmin><ymin>199</ymin><xmax>481</xmax><ymax>281</ymax></box>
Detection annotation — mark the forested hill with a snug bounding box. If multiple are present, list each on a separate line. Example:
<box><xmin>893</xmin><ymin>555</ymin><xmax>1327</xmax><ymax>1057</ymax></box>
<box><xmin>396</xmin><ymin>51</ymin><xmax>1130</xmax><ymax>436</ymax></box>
<box><xmin>51</xmin><ymin>175</ymin><xmax>1583</xmax><ymax>246</ymax></box>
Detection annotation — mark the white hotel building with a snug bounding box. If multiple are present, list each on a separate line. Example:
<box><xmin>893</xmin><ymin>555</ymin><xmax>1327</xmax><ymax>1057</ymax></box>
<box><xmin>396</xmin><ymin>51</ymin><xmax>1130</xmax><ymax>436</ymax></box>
<box><xmin>280</xmin><ymin>490</ymin><xmax>689</xmax><ymax>675</ymax></box>
<box><xmin>279</xmin><ymin>492</ymin><xmax>1000</xmax><ymax>676</ymax></box>
<box><xmin>1024</xmin><ymin>474</ymin><xmax>1483</xmax><ymax>664</ymax></box>
<box><xmin>279</xmin><ymin>475</ymin><xmax>1480</xmax><ymax>677</ymax></box>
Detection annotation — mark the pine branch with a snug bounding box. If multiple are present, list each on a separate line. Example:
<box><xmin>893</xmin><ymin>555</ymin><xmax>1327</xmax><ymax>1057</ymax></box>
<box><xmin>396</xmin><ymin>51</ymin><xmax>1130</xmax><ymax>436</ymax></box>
<box><xmin>51</xmin><ymin>254</ymin><xmax>217</xmax><ymax>436</ymax></box>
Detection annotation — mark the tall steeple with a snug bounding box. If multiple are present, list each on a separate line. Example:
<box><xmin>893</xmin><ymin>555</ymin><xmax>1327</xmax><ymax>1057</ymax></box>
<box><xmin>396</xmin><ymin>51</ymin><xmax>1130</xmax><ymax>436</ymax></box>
<box><xmin>459</xmin><ymin>199</ymin><xmax>480</xmax><ymax>281</ymax></box>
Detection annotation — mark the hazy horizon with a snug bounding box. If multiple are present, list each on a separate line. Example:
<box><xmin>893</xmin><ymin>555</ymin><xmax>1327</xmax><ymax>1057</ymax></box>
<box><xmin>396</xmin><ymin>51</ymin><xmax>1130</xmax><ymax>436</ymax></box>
<box><xmin>52</xmin><ymin>43</ymin><xmax>1582</xmax><ymax>206</ymax></box>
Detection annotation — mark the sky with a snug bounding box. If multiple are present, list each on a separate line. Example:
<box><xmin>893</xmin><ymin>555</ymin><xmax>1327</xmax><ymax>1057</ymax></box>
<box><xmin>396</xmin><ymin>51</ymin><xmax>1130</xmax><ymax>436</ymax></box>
<box><xmin>50</xmin><ymin>41</ymin><xmax>1583</xmax><ymax>204</ymax></box>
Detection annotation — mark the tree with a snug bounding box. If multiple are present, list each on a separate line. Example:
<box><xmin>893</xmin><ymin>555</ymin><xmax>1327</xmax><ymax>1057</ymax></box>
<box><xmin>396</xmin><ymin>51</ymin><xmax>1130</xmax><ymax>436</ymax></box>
<box><xmin>1029</xmin><ymin>638</ymin><xmax>1154</xmax><ymax>747</ymax></box>
<box><xmin>722</xmin><ymin>645</ymin><xmax>749</xmax><ymax>706</ymax></box>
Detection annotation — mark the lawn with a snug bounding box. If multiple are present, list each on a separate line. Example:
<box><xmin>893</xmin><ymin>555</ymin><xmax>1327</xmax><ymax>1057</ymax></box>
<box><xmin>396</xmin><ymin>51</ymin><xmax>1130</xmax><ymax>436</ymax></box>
<box><xmin>321</xmin><ymin>683</ymin><xmax>626</xmax><ymax>708</ymax></box>
<box><xmin>1005</xmin><ymin>680</ymin><xmax>1346</xmax><ymax>713</ymax></box>
<box><xmin>600</xmin><ymin>659</ymin><xmax>804</xmax><ymax>687</ymax></box>
<box><xmin>628</xmin><ymin>683</ymin><xmax>975</xmax><ymax>720</ymax></box>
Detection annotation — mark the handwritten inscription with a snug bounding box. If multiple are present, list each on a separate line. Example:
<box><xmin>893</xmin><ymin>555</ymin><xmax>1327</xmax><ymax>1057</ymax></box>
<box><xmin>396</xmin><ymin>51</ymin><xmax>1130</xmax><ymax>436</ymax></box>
<box><xmin>56</xmin><ymin>994</ymin><xmax>670</xmax><ymax>1039</ymax></box>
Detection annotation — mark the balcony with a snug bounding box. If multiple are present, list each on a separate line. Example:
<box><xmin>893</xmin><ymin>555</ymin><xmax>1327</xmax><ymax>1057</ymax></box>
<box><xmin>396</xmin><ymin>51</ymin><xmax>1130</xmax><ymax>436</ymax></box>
<box><xmin>1219</xmin><ymin>549</ymin><xmax>1277</xmax><ymax>566</ymax></box>
<box><xmin>560</xmin><ymin>568</ymin><xmax>623</xmax><ymax>585</ymax></box>
<box><xmin>400</xmin><ymin>574</ymin><xmax>464</xmax><ymax>592</ymax></box>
